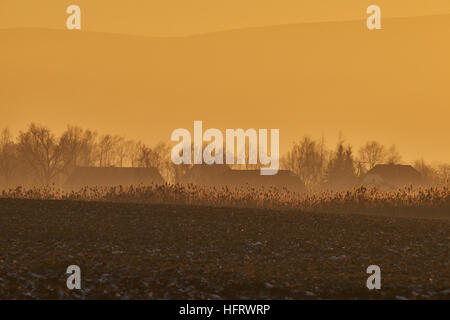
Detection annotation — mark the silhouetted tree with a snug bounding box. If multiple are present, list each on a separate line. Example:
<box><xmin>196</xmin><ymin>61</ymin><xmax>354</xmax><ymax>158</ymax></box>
<box><xmin>137</xmin><ymin>142</ymin><xmax>174</xmax><ymax>182</ymax></box>
<box><xmin>358</xmin><ymin>141</ymin><xmax>386</xmax><ymax>170</ymax></box>
<box><xmin>98</xmin><ymin>134</ymin><xmax>122</xmax><ymax>167</ymax></box>
<box><xmin>137</xmin><ymin>144</ymin><xmax>160</xmax><ymax>168</ymax></box>
<box><xmin>17</xmin><ymin>124</ymin><xmax>63</xmax><ymax>185</ymax></box>
<box><xmin>435</xmin><ymin>164</ymin><xmax>450</xmax><ymax>185</ymax></box>
<box><xmin>0</xmin><ymin>128</ymin><xmax>18</xmax><ymax>186</ymax></box>
<box><xmin>325</xmin><ymin>142</ymin><xmax>357</xmax><ymax>189</ymax></box>
<box><xmin>60</xmin><ymin>126</ymin><xmax>99</xmax><ymax>175</ymax></box>
<box><xmin>386</xmin><ymin>144</ymin><xmax>402</xmax><ymax>164</ymax></box>
<box><xmin>78</xmin><ymin>129</ymin><xmax>98</xmax><ymax>167</ymax></box>
<box><xmin>112</xmin><ymin>136</ymin><xmax>127</xmax><ymax>167</ymax></box>
<box><xmin>413</xmin><ymin>159</ymin><xmax>436</xmax><ymax>184</ymax></box>
<box><xmin>281</xmin><ymin>136</ymin><xmax>327</xmax><ymax>190</ymax></box>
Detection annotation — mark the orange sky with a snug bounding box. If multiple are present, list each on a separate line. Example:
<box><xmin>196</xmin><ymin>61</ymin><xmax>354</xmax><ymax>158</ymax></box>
<box><xmin>0</xmin><ymin>1</ymin><xmax>449</xmax><ymax>164</ymax></box>
<box><xmin>1</xmin><ymin>0</ymin><xmax>450</xmax><ymax>36</ymax></box>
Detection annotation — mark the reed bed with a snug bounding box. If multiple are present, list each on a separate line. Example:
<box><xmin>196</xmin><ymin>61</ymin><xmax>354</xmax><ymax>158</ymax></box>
<box><xmin>1</xmin><ymin>183</ymin><xmax>448</xmax><ymax>217</ymax></box>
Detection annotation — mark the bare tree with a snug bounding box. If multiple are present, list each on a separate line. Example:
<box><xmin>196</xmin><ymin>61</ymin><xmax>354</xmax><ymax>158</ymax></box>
<box><xmin>137</xmin><ymin>144</ymin><xmax>160</xmax><ymax>168</ymax></box>
<box><xmin>17</xmin><ymin>124</ymin><xmax>63</xmax><ymax>185</ymax></box>
<box><xmin>106</xmin><ymin>139</ymin><xmax>141</xmax><ymax>168</ymax></box>
<box><xmin>127</xmin><ymin>140</ymin><xmax>143</xmax><ymax>167</ymax></box>
<box><xmin>98</xmin><ymin>134</ymin><xmax>123</xmax><ymax>167</ymax></box>
<box><xmin>59</xmin><ymin>126</ymin><xmax>84</xmax><ymax>175</ymax></box>
<box><xmin>325</xmin><ymin>141</ymin><xmax>357</xmax><ymax>189</ymax></box>
<box><xmin>281</xmin><ymin>136</ymin><xmax>327</xmax><ymax>190</ymax></box>
<box><xmin>112</xmin><ymin>136</ymin><xmax>127</xmax><ymax>167</ymax></box>
<box><xmin>413</xmin><ymin>159</ymin><xmax>436</xmax><ymax>184</ymax></box>
<box><xmin>0</xmin><ymin>128</ymin><xmax>18</xmax><ymax>186</ymax></box>
<box><xmin>112</xmin><ymin>137</ymin><xmax>145</xmax><ymax>168</ymax></box>
<box><xmin>60</xmin><ymin>126</ymin><xmax>99</xmax><ymax>174</ymax></box>
<box><xmin>78</xmin><ymin>129</ymin><xmax>98</xmax><ymax>167</ymax></box>
<box><xmin>137</xmin><ymin>142</ymin><xmax>176</xmax><ymax>183</ymax></box>
<box><xmin>358</xmin><ymin>141</ymin><xmax>386</xmax><ymax>170</ymax></box>
<box><xmin>386</xmin><ymin>144</ymin><xmax>402</xmax><ymax>164</ymax></box>
<box><xmin>435</xmin><ymin>164</ymin><xmax>450</xmax><ymax>185</ymax></box>
<box><xmin>154</xmin><ymin>143</ymin><xmax>175</xmax><ymax>182</ymax></box>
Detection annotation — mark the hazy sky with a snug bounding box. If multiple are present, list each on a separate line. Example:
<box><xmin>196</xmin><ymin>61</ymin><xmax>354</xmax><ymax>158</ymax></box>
<box><xmin>1</xmin><ymin>1</ymin><xmax>449</xmax><ymax>163</ymax></box>
<box><xmin>1</xmin><ymin>0</ymin><xmax>450</xmax><ymax>36</ymax></box>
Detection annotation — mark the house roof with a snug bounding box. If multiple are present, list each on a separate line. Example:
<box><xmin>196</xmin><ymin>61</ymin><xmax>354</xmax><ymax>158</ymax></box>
<box><xmin>181</xmin><ymin>165</ymin><xmax>305</xmax><ymax>192</ymax></box>
<box><xmin>64</xmin><ymin>166</ymin><xmax>164</xmax><ymax>188</ymax></box>
<box><xmin>364</xmin><ymin>164</ymin><xmax>423</xmax><ymax>186</ymax></box>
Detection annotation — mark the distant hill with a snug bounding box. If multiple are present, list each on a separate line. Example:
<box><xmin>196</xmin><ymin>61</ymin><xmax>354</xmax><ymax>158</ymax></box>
<box><xmin>1</xmin><ymin>15</ymin><xmax>450</xmax><ymax>161</ymax></box>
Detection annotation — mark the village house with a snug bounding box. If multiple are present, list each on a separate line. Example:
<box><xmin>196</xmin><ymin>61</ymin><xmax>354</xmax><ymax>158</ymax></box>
<box><xmin>64</xmin><ymin>167</ymin><xmax>164</xmax><ymax>189</ymax></box>
<box><xmin>362</xmin><ymin>164</ymin><xmax>424</xmax><ymax>189</ymax></box>
<box><xmin>180</xmin><ymin>164</ymin><xmax>306</xmax><ymax>192</ymax></box>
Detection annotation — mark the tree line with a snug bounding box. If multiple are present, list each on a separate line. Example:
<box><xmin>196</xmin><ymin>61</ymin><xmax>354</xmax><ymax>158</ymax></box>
<box><xmin>281</xmin><ymin>136</ymin><xmax>448</xmax><ymax>190</ymax></box>
<box><xmin>0</xmin><ymin>124</ymin><xmax>184</xmax><ymax>187</ymax></box>
<box><xmin>0</xmin><ymin>124</ymin><xmax>448</xmax><ymax>189</ymax></box>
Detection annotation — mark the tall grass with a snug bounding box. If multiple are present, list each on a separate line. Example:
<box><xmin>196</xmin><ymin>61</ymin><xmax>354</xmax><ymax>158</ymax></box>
<box><xmin>1</xmin><ymin>183</ymin><xmax>448</xmax><ymax>218</ymax></box>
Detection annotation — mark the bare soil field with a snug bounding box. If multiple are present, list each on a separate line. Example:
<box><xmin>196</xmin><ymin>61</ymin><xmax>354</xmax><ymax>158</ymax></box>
<box><xmin>0</xmin><ymin>198</ymin><xmax>448</xmax><ymax>299</ymax></box>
